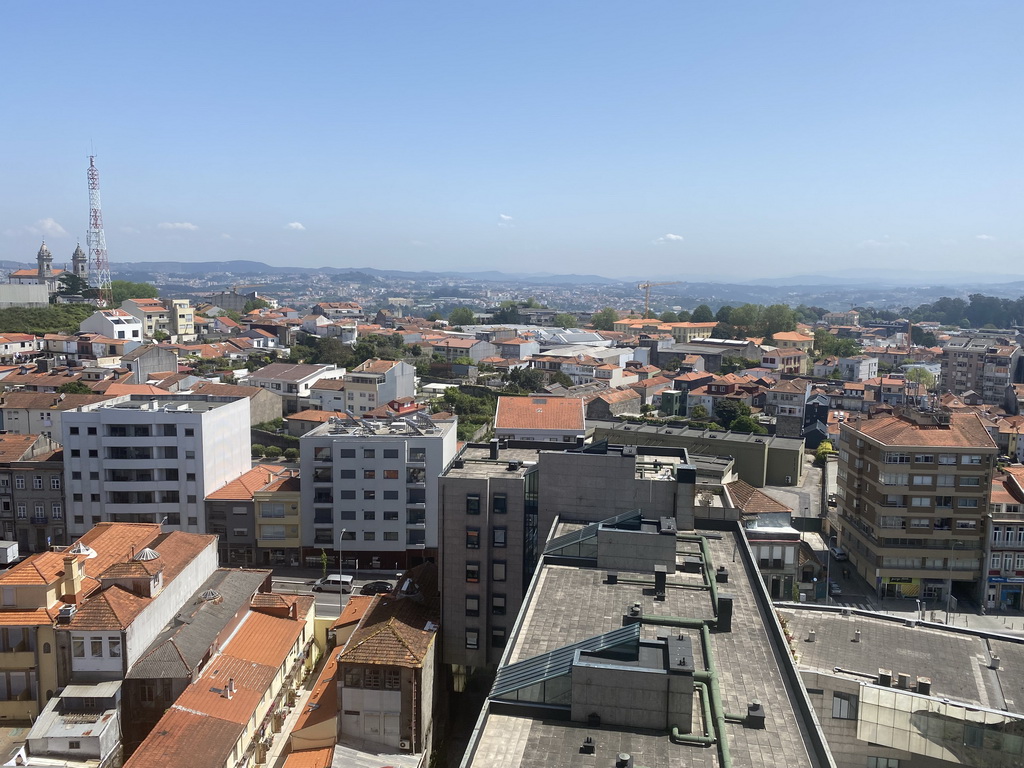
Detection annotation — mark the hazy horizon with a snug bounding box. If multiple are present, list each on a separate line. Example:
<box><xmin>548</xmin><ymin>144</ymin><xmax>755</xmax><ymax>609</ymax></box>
<box><xmin>3</xmin><ymin>2</ymin><xmax>1021</xmax><ymax>278</ymax></box>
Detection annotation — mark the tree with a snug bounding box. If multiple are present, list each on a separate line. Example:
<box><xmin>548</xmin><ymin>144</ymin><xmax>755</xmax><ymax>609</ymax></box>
<box><xmin>284</xmin><ymin>448</ymin><xmax>300</xmax><ymax>461</ymax></box>
<box><xmin>714</xmin><ymin>399</ymin><xmax>751</xmax><ymax>430</ymax></box>
<box><xmin>689</xmin><ymin>404</ymin><xmax>708</xmax><ymax>420</ymax></box>
<box><xmin>692</xmin><ymin>304</ymin><xmax>715</xmax><ymax>323</ymax></box>
<box><xmin>448</xmin><ymin>306</ymin><xmax>475</xmax><ymax>326</ymax></box>
<box><xmin>110</xmin><ymin>280</ymin><xmax>158</xmax><ymax>305</ymax></box>
<box><xmin>57</xmin><ymin>381</ymin><xmax>93</xmax><ymax>395</ymax></box>
<box><xmin>659</xmin><ymin>311</ymin><xmax>679</xmax><ymax>323</ymax></box>
<box><xmin>251</xmin><ymin>444</ymin><xmax>266</xmax><ymax>458</ymax></box>
<box><xmin>590</xmin><ymin>307</ymin><xmax>619</xmax><ymax>331</ymax></box>
<box><xmin>759</xmin><ymin>304</ymin><xmax>797</xmax><ymax>336</ymax></box>
<box><xmin>813</xmin><ymin>329</ymin><xmax>861</xmax><ymax>357</ymax></box>
<box><xmin>153</xmin><ymin>330</ymin><xmax>170</xmax><ymax>342</ymax></box>
<box><xmin>503</xmin><ymin>367</ymin><xmax>545</xmax><ymax>393</ymax></box>
<box><xmin>904</xmin><ymin>367</ymin><xmax>936</xmax><ymax>391</ymax></box>
<box><xmin>550</xmin><ymin>371</ymin><xmax>574</xmax><ymax>388</ymax></box>
<box><xmin>715</xmin><ymin>305</ymin><xmax>734</xmax><ymax>324</ymax></box>
<box><xmin>57</xmin><ymin>273</ymin><xmax>90</xmax><ymax>298</ymax></box>
<box><xmin>427</xmin><ymin>312</ymin><xmax>442</xmax><ymax>323</ymax></box>
<box><xmin>553</xmin><ymin>313</ymin><xmax>577</xmax><ymax>328</ymax></box>
<box><xmin>815</xmin><ymin>440</ymin><xmax>835</xmax><ymax>463</ymax></box>
<box><xmin>264</xmin><ymin>445</ymin><xmax>283</xmax><ymax>459</ymax></box>
<box><xmin>730</xmin><ymin>415</ymin><xmax>767</xmax><ymax>434</ymax></box>
<box><xmin>243</xmin><ymin>298</ymin><xmax>271</xmax><ymax>313</ymax></box>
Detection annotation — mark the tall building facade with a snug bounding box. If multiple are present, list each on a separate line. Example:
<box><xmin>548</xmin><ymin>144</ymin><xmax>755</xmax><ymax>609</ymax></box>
<box><xmin>940</xmin><ymin>335</ymin><xmax>1021</xmax><ymax>404</ymax></box>
<box><xmin>62</xmin><ymin>394</ymin><xmax>251</xmax><ymax>537</ymax></box>
<box><xmin>299</xmin><ymin>414</ymin><xmax>457</xmax><ymax>570</ymax></box>
<box><xmin>836</xmin><ymin>409</ymin><xmax>997</xmax><ymax>603</ymax></box>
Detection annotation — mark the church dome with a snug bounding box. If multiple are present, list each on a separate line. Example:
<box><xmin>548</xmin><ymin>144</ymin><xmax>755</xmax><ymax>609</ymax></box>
<box><xmin>73</xmin><ymin>243</ymin><xmax>85</xmax><ymax>259</ymax></box>
<box><xmin>37</xmin><ymin>242</ymin><xmax>52</xmax><ymax>258</ymax></box>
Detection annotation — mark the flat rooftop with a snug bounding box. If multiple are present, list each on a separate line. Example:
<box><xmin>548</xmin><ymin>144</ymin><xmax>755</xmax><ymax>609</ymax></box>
<box><xmin>464</xmin><ymin>528</ymin><xmax>826</xmax><ymax>768</ymax></box>
<box><xmin>306</xmin><ymin>415</ymin><xmax>454</xmax><ymax>439</ymax></box>
<box><xmin>444</xmin><ymin>447</ymin><xmax>541</xmax><ymax>479</ymax></box>
<box><xmin>588</xmin><ymin>420</ymin><xmax>806</xmax><ymax>449</ymax></box>
<box><xmin>95</xmin><ymin>394</ymin><xmax>245</xmax><ymax>413</ymax></box>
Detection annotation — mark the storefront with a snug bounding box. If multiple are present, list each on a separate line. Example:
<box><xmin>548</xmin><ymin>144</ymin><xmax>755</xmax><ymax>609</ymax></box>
<box><xmin>986</xmin><ymin>576</ymin><xmax>1024</xmax><ymax>611</ymax></box>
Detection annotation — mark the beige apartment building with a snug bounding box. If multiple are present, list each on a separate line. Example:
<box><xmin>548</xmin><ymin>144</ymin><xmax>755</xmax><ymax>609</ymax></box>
<box><xmin>836</xmin><ymin>408</ymin><xmax>997</xmax><ymax>603</ymax></box>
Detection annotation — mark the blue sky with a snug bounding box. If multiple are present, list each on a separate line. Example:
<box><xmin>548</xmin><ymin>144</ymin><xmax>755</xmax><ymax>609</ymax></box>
<box><xmin>2</xmin><ymin>2</ymin><xmax>1021</xmax><ymax>279</ymax></box>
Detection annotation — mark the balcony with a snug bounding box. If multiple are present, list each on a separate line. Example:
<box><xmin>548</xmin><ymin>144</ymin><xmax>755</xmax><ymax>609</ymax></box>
<box><xmin>30</xmin><ymin>515</ymin><xmax>47</xmax><ymax>526</ymax></box>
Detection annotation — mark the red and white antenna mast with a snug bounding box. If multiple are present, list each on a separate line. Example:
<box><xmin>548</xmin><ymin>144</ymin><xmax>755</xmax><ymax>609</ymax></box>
<box><xmin>87</xmin><ymin>156</ymin><xmax>113</xmax><ymax>306</ymax></box>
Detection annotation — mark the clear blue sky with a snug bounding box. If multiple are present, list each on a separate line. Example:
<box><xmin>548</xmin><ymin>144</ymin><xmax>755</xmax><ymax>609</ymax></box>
<box><xmin>2</xmin><ymin>2</ymin><xmax>1021</xmax><ymax>279</ymax></box>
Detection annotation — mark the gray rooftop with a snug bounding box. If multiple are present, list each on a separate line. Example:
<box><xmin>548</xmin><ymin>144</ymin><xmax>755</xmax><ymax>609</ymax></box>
<box><xmin>126</xmin><ymin>568</ymin><xmax>270</xmax><ymax>679</ymax></box>
<box><xmin>465</xmin><ymin>529</ymin><xmax>826</xmax><ymax>768</ymax></box>
<box><xmin>589</xmin><ymin>419</ymin><xmax>806</xmax><ymax>449</ymax></box>
<box><xmin>443</xmin><ymin>447</ymin><xmax>540</xmax><ymax>479</ymax></box>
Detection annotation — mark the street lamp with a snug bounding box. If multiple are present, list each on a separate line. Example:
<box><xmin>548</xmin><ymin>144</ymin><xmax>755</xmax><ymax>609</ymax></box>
<box><xmin>338</xmin><ymin>528</ymin><xmax>347</xmax><ymax>588</ymax></box>
<box><xmin>946</xmin><ymin>540</ymin><xmax>966</xmax><ymax>624</ymax></box>
<box><xmin>825</xmin><ymin>535</ymin><xmax>837</xmax><ymax>605</ymax></box>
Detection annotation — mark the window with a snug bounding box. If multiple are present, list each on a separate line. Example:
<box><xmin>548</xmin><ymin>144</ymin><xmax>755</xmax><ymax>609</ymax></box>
<box><xmin>934</xmin><ymin>496</ymin><xmax>953</xmax><ymax>508</ymax></box>
<box><xmin>832</xmin><ymin>692</ymin><xmax>858</xmax><ymax>719</ymax></box>
<box><xmin>493</xmin><ymin>560</ymin><xmax>507</xmax><ymax>582</ymax></box>
<box><xmin>938</xmin><ymin>454</ymin><xmax>957</xmax><ymax>465</ymax></box>
<box><xmin>880</xmin><ymin>473</ymin><xmax>907</xmax><ymax>486</ymax></box>
<box><xmin>383</xmin><ymin>531</ymin><xmax>398</xmax><ymax>541</ymax></box>
<box><xmin>363</xmin><ymin>490</ymin><xmax>375</xmax><ymax>500</ymax></box>
<box><xmin>90</xmin><ymin>638</ymin><xmax>103</xmax><ymax>657</ymax></box>
<box><xmin>884</xmin><ymin>452</ymin><xmax>910</xmax><ymax>464</ymax></box>
<box><xmin>233</xmin><ymin>528</ymin><xmax>247</xmax><ymax>536</ymax></box>
<box><xmin>383</xmin><ymin>510</ymin><xmax>398</xmax><ymax>520</ymax></box>
<box><xmin>363</xmin><ymin>531</ymin><xmax>375</xmax><ymax>541</ymax></box>
<box><xmin>409</xmin><ymin>447</ymin><xmax>426</xmax><ymax>462</ymax></box>
<box><xmin>339</xmin><ymin>469</ymin><xmax>356</xmax><ymax>479</ymax></box>
<box><xmin>492</xmin><ymin>627</ymin><xmax>507</xmax><ymax>648</ymax></box>
<box><xmin>466</xmin><ymin>562</ymin><xmax>480</xmax><ymax>583</ymax></box>
<box><xmin>466</xmin><ymin>629</ymin><xmax>479</xmax><ymax>649</ymax></box>
<box><xmin>109</xmin><ymin>638</ymin><xmax>121</xmax><ymax>657</ymax></box>
<box><xmin>68</xmin><ymin>741</ymin><xmax>81</xmax><ymax>751</ymax></box>
<box><xmin>960</xmin><ymin>476</ymin><xmax>981</xmax><ymax>486</ymax></box>
<box><xmin>32</xmin><ymin>476</ymin><xmax>42</xmax><ymax>489</ymax></box>
<box><xmin>87</xmin><ymin>427</ymin><xmax>97</xmax><ymax>435</ymax></box>
<box><xmin>956</xmin><ymin>520</ymin><xmax>977</xmax><ymax>530</ymax></box>
<box><xmin>338</xmin><ymin>448</ymin><xmax>355</xmax><ymax>458</ymax></box>
<box><xmin>992</xmin><ymin>554</ymin><xmax>1002</xmax><ymax>569</ymax></box>
<box><xmin>466</xmin><ymin>494</ymin><xmax>481</xmax><ymax>515</ymax></box>
<box><xmin>383</xmin><ymin>449</ymin><xmax>399</xmax><ymax>459</ymax></box>
<box><xmin>341</xmin><ymin>530</ymin><xmax>356</xmax><ymax>541</ymax></box>
<box><xmin>72</xmin><ymin>638</ymin><xmax>84</xmax><ymax>658</ymax></box>
<box><xmin>185</xmin><ymin>428</ymin><xmax>194</xmax><ymax>436</ymax></box>
<box><xmin>911</xmin><ymin>475</ymin><xmax>933</xmax><ymax>486</ymax></box>
<box><xmin>185</xmin><ymin>450</ymin><xmax>195</xmax><ymax>459</ymax></box>
<box><xmin>910</xmin><ymin>518</ymin><xmax>930</xmax><ymax>529</ymax></box>
<box><xmin>50</xmin><ymin>476</ymin><xmax>61</xmax><ymax>489</ymax></box>
<box><xmin>339</xmin><ymin>490</ymin><xmax>356</xmax><ymax>500</ymax></box>
<box><xmin>383</xmin><ymin>490</ymin><xmax>398</xmax><ymax>500</ymax></box>
<box><xmin>90</xmin><ymin>471</ymin><xmax>99</xmax><ymax>480</ymax></box>
<box><xmin>363</xmin><ymin>469</ymin><xmax>376</xmax><ymax>479</ymax></box>
<box><xmin>492</xmin><ymin>594</ymin><xmax>506</xmax><ymax>615</ymax></box>
<box><xmin>465</xmin><ymin>595</ymin><xmax>480</xmax><ymax>616</ymax></box>
<box><xmin>493</xmin><ymin>493</ymin><xmax>507</xmax><ymax>514</ymax></box>
<box><xmin>958</xmin><ymin>498</ymin><xmax>979</xmax><ymax>508</ymax></box>
<box><xmin>14</xmin><ymin>477</ymin><xmax>24</xmax><ymax>490</ymax></box>
<box><xmin>866</xmin><ymin>759</ymin><xmax>900</xmax><ymax>768</ymax></box>
<box><xmin>363</xmin><ymin>510</ymin><xmax>375</xmax><ymax>520</ymax></box>
<box><xmin>383</xmin><ymin>469</ymin><xmax>399</xmax><ymax>480</ymax></box>
<box><xmin>51</xmin><ymin>504</ymin><xmax>62</xmax><ymax>519</ymax></box>
<box><xmin>913</xmin><ymin>454</ymin><xmax>933</xmax><ymax>463</ymax></box>
<box><xmin>16</xmin><ymin>504</ymin><xmax>25</xmax><ymax>519</ymax></box>
<box><xmin>71</xmin><ymin>450</ymin><xmax>80</xmax><ymax>458</ymax></box>
<box><xmin>961</xmin><ymin>454</ymin><xmax>982</xmax><ymax>465</ymax></box>
<box><xmin>186</xmin><ymin>472</ymin><xmax>195</xmax><ymax>481</ymax></box>
<box><xmin>493</xmin><ymin>527</ymin><xmax>507</xmax><ymax>547</ymax></box>
<box><xmin>363</xmin><ymin>449</ymin><xmax>375</xmax><ymax>459</ymax></box>
<box><xmin>466</xmin><ymin>528</ymin><xmax>480</xmax><ymax>548</ymax></box>
<box><xmin>385</xmin><ymin>668</ymin><xmax>401</xmax><ymax>690</ymax></box>
<box><xmin>70</xmin><ymin>427</ymin><xmax>79</xmax><ymax>435</ymax></box>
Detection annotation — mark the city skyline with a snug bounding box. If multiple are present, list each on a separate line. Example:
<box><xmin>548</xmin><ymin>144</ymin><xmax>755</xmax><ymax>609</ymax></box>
<box><xmin>2</xmin><ymin>1</ymin><xmax>1021</xmax><ymax>277</ymax></box>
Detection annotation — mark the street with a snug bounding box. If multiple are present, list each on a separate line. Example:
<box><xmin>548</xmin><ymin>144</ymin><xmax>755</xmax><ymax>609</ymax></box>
<box><xmin>269</xmin><ymin>573</ymin><xmax>399</xmax><ymax>618</ymax></box>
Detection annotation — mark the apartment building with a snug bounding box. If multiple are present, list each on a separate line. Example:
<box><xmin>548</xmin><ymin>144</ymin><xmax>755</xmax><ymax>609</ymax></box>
<box><xmin>439</xmin><ymin>440</ymin><xmax>696</xmax><ymax>671</ymax></box>
<box><xmin>205</xmin><ymin>465</ymin><xmax>301</xmax><ymax>567</ymax></box>
<box><xmin>344</xmin><ymin>358</ymin><xmax>415</xmax><ymax>414</ymax></box>
<box><xmin>835</xmin><ymin>408</ymin><xmax>997</xmax><ymax>603</ymax></box>
<box><xmin>247</xmin><ymin>362</ymin><xmax>345</xmax><ymax>415</ymax></box>
<box><xmin>79</xmin><ymin>309</ymin><xmax>143</xmax><ymax>345</ymax></box>
<box><xmin>0</xmin><ymin>391</ymin><xmax>120</xmax><ymax>441</ymax></box>
<box><xmin>987</xmin><ymin>466</ymin><xmax>1024</xmax><ymax>612</ymax></box>
<box><xmin>62</xmin><ymin>394</ymin><xmax>251</xmax><ymax>538</ymax></box>
<box><xmin>0</xmin><ymin>434</ymin><xmax>66</xmax><ymax>554</ymax></box>
<box><xmin>940</xmin><ymin>335</ymin><xmax>1022</xmax><ymax>404</ymax></box>
<box><xmin>299</xmin><ymin>414</ymin><xmax>457</xmax><ymax>571</ymax></box>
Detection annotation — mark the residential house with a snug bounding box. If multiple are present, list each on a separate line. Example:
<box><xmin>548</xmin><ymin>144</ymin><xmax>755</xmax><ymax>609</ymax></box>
<box><xmin>248</xmin><ymin>363</ymin><xmax>346</xmax><ymax>415</ymax></box>
<box><xmin>765</xmin><ymin>379</ymin><xmax>812</xmax><ymax>439</ymax></box>
<box><xmin>424</xmin><ymin>337</ymin><xmax>497</xmax><ymax>363</ymax></box>
<box><xmin>120</xmin><ymin>344</ymin><xmax>179</xmax><ymax>386</ymax></box>
<box><xmin>189</xmin><ymin>381</ymin><xmax>283</xmax><ymax>425</ymax></box>
<box><xmin>79</xmin><ymin>309</ymin><xmax>144</xmax><ymax>347</ymax></box>
<box><xmin>0</xmin><ymin>391</ymin><xmax>120</xmax><ymax>441</ymax></box>
<box><xmin>0</xmin><ymin>433</ymin><xmax>66</xmax><ymax>553</ymax></box>
<box><xmin>0</xmin><ymin>333</ymin><xmax>41</xmax><ymax>364</ymax></box>
<box><xmin>493</xmin><ymin>396</ymin><xmax>584</xmax><ymax>443</ymax></box>
<box><xmin>308</xmin><ymin>377</ymin><xmax>346</xmax><ymax>412</ymax></box>
<box><xmin>940</xmin><ymin>335</ymin><xmax>1022</xmax><ymax>404</ymax></box>
<box><xmin>344</xmin><ymin>358</ymin><xmax>415</xmax><ymax>415</ymax></box>
<box><xmin>584</xmin><ymin>388</ymin><xmax>642</xmax><ymax>420</ymax></box>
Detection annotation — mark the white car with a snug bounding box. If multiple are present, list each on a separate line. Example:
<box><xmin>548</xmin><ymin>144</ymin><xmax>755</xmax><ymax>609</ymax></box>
<box><xmin>312</xmin><ymin>574</ymin><xmax>354</xmax><ymax>593</ymax></box>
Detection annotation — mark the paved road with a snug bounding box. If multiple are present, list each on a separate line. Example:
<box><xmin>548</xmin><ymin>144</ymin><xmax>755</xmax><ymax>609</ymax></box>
<box><xmin>270</xmin><ymin>573</ymin><xmax>398</xmax><ymax>618</ymax></box>
<box><xmin>764</xmin><ymin>453</ymin><xmax>822</xmax><ymax>518</ymax></box>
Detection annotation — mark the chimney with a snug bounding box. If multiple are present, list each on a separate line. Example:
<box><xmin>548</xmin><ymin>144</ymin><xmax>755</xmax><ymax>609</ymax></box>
<box><xmin>62</xmin><ymin>555</ymin><xmax>82</xmax><ymax>601</ymax></box>
<box><xmin>489</xmin><ymin>438</ymin><xmax>499</xmax><ymax>460</ymax></box>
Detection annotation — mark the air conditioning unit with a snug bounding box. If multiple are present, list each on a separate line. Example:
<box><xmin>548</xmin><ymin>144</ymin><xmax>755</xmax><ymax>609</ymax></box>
<box><xmin>399</xmin><ymin>739</ymin><xmax>411</xmax><ymax>751</ymax></box>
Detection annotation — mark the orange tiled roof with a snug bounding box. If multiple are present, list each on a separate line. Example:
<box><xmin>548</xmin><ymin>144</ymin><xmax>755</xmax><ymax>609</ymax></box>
<box><xmin>208</xmin><ymin>464</ymin><xmax>292</xmax><ymax>500</ymax></box>
<box><xmin>0</xmin><ymin>608</ymin><xmax>58</xmax><ymax>626</ymax></box>
<box><xmin>331</xmin><ymin>594</ymin><xmax>375</xmax><ymax>630</ymax></box>
<box><xmin>0</xmin><ymin>434</ymin><xmax>44</xmax><ymax>461</ymax></box>
<box><xmin>282</xmin><ymin>748</ymin><xmax>335</xmax><ymax>768</ymax></box>
<box><xmin>123</xmin><ymin>708</ymin><xmax>243</xmax><ymax>768</ymax></box>
<box><xmin>494</xmin><ymin>396</ymin><xmax>585</xmax><ymax>431</ymax></box>
<box><xmin>727</xmin><ymin>480</ymin><xmax>791</xmax><ymax>515</ymax></box>
<box><xmin>224</xmin><ymin>600</ymin><xmax>312</xmax><ymax>666</ymax></box>
<box><xmin>849</xmin><ymin>411</ymin><xmax>997</xmax><ymax>448</ymax></box>
<box><xmin>66</xmin><ymin>585</ymin><xmax>150</xmax><ymax>630</ymax></box>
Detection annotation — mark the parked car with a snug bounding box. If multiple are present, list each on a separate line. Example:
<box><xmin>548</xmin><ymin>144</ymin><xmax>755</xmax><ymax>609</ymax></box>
<box><xmin>312</xmin><ymin>574</ymin><xmax>354</xmax><ymax>593</ymax></box>
<box><xmin>829</xmin><ymin>545</ymin><xmax>848</xmax><ymax>561</ymax></box>
<box><xmin>828</xmin><ymin>580</ymin><xmax>842</xmax><ymax>597</ymax></box>
<box><xmin>359</xmin><ymin>580</ymin><xmax>393</xmax><ymax>596</ymax></box>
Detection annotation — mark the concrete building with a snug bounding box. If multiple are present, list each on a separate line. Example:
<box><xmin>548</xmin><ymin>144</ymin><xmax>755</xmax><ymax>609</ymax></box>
<box><xmin>62</xmin><ymin>394</ymin><xmax>251</xmax><ymax>537</ymax></box>
<box><xmin>299</xmin><ymin>413</ymin><xmax>457</xmax><ymax>571</ymax></box>
<box><xmin>120</xmin><ymin>344</ymin><xmax>178</xmax><ymax>386</ymax></box>
<box><xmin>0</xmin><ymin>391</ymin><xmax>119</xmax><ymax>441</ymax></box>
<box><xmin>440</xmin><ymin>440</ymin><xmax>697</xmax><ymax>671</ymax></box>
<box><xmin>940</xmin><ymin>335</ymin><xmax>1022</xmax><ymax>405</ymax></box>
<box><xmin>986</xmin><ymin>466</ymin><xmax>1024</xmax><ymax>612</ymax></box>
<box><xmin>765</xmin><ymin>379</ymin><xmax>811</xmax><ymax>440</ymax></box>
<box><xmin>189</xmin><ymin>381</ymin><xmax>283</xmax><ymax>425</ymax></box>
<box><xmin>162</xmin><ymin>298</ymin><xmax>196</xmax><ymax>341</ymax></box>
<box><xmin>79</xmin><ymin>309</ymin><xmax>144</xmax><ymax>347</ymax></box>
<box><xmin>460</xmin><ymin>521</ymin><xmax>833</xmax><ymax>768</ymax></box>
<box><xmin>836</xmin><ymin>408</ymin><xmax>998</xmax><ymax>603</ymax></box>
<box><xmin>0</xmin><ymin>434</ymin><xmax>66</xmax><ymax>554</ymax></box>
<box><xmin>21</xmin><ymin>681</ymin><xmax>122</xmax><ymax>768</ymax></box>
<box><xmin>343</xmin><ymin>358</ymin><xmax>415</xmax><ymax>414</ymax></box>
<box><xmin>308</xmin><ymin>377</ymin><xmax>346</xmax><ymax>412</ymax></box>
<box><xmin>493</xmin><ymin>395</ymin><xmax>585</xmax><ymax>443</ymax></box>
<box><xmin>247</xmin><ymin>362</ymin><xmax>346</xmax><ymax>415</ymax></box>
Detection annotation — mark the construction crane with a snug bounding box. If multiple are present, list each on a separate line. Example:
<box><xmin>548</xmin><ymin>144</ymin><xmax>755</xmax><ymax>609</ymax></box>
<box><xmin>87</xmin><ymin>156</ymin><xmax>113</xmax><ymax>306</ymax></box>
<box><xmin>637</xmin><ymin>281</ymin><xmax>681</xmax><ymax>318</ymax></box>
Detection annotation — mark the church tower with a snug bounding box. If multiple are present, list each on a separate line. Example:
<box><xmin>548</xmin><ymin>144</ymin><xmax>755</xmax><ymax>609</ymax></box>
<box><xmin>36</xmin><ymin>241</ymin><xmax>53</xmax><ymax>284</ymax></box>
<box><xmin>72</xmin><ymin>242</ymin><xmax>88</xmax><ymax>281</ymax></box>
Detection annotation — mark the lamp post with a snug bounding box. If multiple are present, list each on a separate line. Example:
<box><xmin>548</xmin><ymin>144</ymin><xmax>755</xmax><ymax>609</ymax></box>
<box><xmin>338</xmin><ymin>528</ymin><xmax>347</xmax><ymax>589</ymax></box>
<box><xmin>825</xmin><ymin>535</ymin><xmax>837</xmax><ymax>605</ymax></box>
<box><xmin>946</xmin><ymin>540</ymin><xmax>965</xmax><ymax>624</ymax></box>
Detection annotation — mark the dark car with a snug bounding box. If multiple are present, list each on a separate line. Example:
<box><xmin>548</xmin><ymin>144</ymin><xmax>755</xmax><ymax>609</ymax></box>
<box><xmin>359</xmin><ymin>580</ymin><xmax>393</xmax><ymax>596</ymax></box>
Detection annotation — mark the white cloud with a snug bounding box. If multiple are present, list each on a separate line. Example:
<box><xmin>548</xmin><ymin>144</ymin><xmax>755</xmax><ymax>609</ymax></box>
<box><xmin>498</xmin><ymin>214</ymin><xmax>514</xmax><ymax>228</ymax></box>
<box><xmin>32</xmin><ymin>218</ymin><xmax>69</xmax><ymax>238</ymax></box>
<box><xmin>158</xmin><ymin>222</ymin><xmax>198</xmax><ymax>231</ymax></box>
<box><xmin>285</xmin><ymin>222</ymin><xmax>305</xmax><ymax>231</ymax></box>
<box><xmin>975</xmin><ymin>234</ymin><xmax>996</xmax><ymax>241</ymax></box>
<box><xmin>120</xmin><ymin>226</ymin><xmax>140</xmax><ymax>234</ymax></box>
<box><xmin>653</xmin><ymin>233</ymin><xmax>684</xmax><ymax>244</ymax></box>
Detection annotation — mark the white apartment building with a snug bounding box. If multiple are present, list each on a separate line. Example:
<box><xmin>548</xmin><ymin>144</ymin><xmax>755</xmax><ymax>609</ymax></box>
<box><xmin>79</xmin><ymin>309</ymin><xmax>144</xmax><ymax>345</ymax></box>
<box><xmin>248</xmin><ymin>362</ymin><xmax>346</xmax><ymax>414</ymax></box>
<box><xmin>62</xmin><ymin>394</ymin><xmax>251</xmax><ymax>537</ymax></box>
<box><xmin>299</xmin><ymin>413</ymin><xmax>457</xmax><ymax>570</ymax></box>
<box><xmin>344</xmin><ymin>358</ymin><xmax>415</xmax><ymax>414</ymax></box>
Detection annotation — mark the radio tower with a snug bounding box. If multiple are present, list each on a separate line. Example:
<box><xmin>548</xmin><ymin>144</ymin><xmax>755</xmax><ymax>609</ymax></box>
<box><xmin>87</xmin><ymin>156</ymin><xmax>113</xmax><ymax>306</ymax></box>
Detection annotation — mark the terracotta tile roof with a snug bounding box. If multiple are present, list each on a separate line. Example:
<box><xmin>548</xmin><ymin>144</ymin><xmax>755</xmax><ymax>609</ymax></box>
<box><xmin>99</xmin><ymin>383</ymin><xmax>168</xmax><ymax>396</ymax></box>
<box><xmin>10</xmin><ymin>268</ymin><xmax>64</xmax><ymax>277</ymax></box>
<box><xmin>287</xmin><ymin>409</ymin><xmax>350</xmax><ymax>424</ymax></box>
<box><xmin>0</xmin><ymin>391</ymin><xmax>114</xmax><ymax>410</ymax></box>
<box><xmin>123</xmin><ymin>708</ymin><xmax>243</xmax><ymax>768</ymax></box>
<box><xmin>282</xmin><ymin>748</ymin><xmax>335</xmax><ymax>768</ymax></box>
<box><xmin>771</xmin><ymin>331</ymin><xmax>814</xmax><ymax>342</ymax></box>
<box><xmin>188</xmin><ymin>381</ymin><xmax>265</xmax><ymax>399</ymax></box>
<box><xmin>353</xmin><ymin>358</ymin><xmax>400</xmax><ymax>373</ymax></box>
<box><xmin>207</xmin><ymin>464</ymin><xmax>291</xmax><ymax>500</ymax></box>
<box><xmin>0</xmin><ymin>434</ymin><xmax>43</xmax><ymax>461</ymax></box>
<box><xmin>309</xmin><ymin>377</ymin><xmax>346</xmax><ymax>391</ymax></box>
<box><xmin>427</xmin><ymin>337</ymin><xmax>479</xmax><ymax>349</ymax></box>
<box><xmin>848</xmin><ymin>411</ymin><xmax>997</xmax><ymax>448</ymax></box>
<box><xmin>0</xmin><ymin>608</ymin><xmax>58</xmax><ymax>626</ymax></box>
<box><xmin>173</xmin><ymin>653</ymin><xmax>277</xmax><ymax>724</ymax></box>
<box><xmin>727</xmin><ymin>480</ymin><xmax>792</xmax><ymax>515</ymax></box>
<box><xmin>0</xmin><ymin>551</ymin><xmax>73</xmax><ymax>586</ymax></box>
<box><xmin>292</xmin><ymin>646</ymin><xmax>338</xmax><ymax>731</ymax></box>
<box><xmin>66</xmin><ymin>585</ymin><xmax>150</xmax><ymax>630</ymax></box>
<box><xmin>76</xmin><ymin>523</ymin><xmax>163</xmax><ymax>578</ymax></box>
<box><xmin>331</xmin><ymin>594</ymin><xmax>375</xmax><ymax>630</ymax></box>
<box><xmin>592</xmin><ymin>388</ymin><xmax>641</xmax><ymax>405</ymax></box>
<box><xmin>224</xmin><ymin>600</ymin><xmax>312</xmax><ymax>666</ymax></box>
<box><xmin>494</xmin><ymin>396</ymin><xmax>585</xmax><ymax>432</ymax></box>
